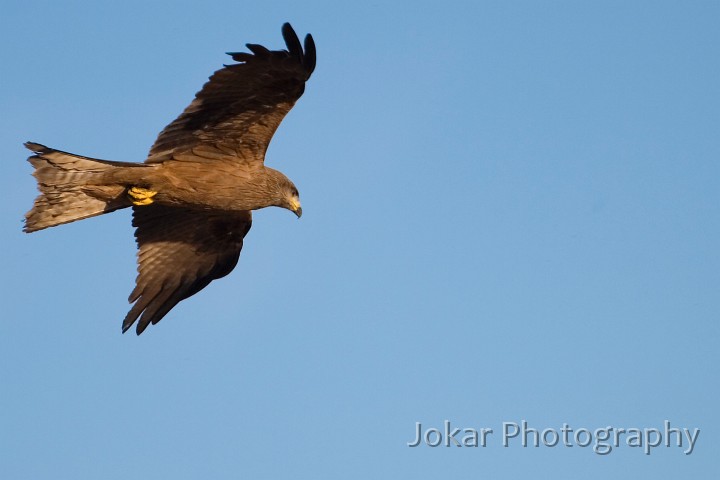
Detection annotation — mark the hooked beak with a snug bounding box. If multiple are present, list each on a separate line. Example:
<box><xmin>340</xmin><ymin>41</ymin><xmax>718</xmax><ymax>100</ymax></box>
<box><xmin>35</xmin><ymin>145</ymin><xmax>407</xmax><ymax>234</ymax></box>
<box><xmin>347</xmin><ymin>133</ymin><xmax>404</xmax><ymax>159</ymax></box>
<box><xmin>288</xmin><ymin>197</ymin><xmax>302</xmax><ymax>218</ymax></box>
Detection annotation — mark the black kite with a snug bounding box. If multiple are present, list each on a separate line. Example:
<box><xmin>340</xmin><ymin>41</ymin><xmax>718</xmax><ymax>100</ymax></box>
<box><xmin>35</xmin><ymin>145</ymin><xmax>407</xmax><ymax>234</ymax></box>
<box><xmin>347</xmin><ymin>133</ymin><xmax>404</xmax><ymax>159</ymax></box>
<box><xmin>24</xmin><ymin>23</ymin><xmax>316</xmax><ymax>334</ymax></box>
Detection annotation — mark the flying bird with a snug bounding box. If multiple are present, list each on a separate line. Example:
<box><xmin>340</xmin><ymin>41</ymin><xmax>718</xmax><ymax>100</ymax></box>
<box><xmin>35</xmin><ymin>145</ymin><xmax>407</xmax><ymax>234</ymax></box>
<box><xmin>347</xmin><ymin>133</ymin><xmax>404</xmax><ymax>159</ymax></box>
<box><xmin>24</xmin><ymin>23</ymin><xmax>316</xmax><ymax>334</ymax></box>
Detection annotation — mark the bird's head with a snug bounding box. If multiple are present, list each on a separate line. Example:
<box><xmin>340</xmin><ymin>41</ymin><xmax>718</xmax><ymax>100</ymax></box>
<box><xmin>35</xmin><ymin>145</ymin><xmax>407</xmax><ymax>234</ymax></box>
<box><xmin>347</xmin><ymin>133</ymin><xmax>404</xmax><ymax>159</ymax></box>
<box><xmin>284</xmin><ymin>184</ymin><xmax>302</xmax><ymax>218</ymax></box>
<box><xmin>267</xmin><ymin>168</ymin><xmax>302</xmax><ymax>218</ymax></box>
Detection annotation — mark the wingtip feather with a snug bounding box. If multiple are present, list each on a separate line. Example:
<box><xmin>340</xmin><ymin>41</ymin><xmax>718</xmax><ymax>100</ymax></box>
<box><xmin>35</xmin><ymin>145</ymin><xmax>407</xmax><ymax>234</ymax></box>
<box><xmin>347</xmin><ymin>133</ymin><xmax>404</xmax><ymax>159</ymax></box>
<box><xmin>303</xmin><ymin>34</ymin><xmax>316</xmax><ymax>74</ymax></box>
<box><xmin>246</xmin><ymin>43</ymin><xmax>271</xmax><ymax>57</ymax></box>
<box><xmin>282</xmin><ymin>23</ymin><xmax>303</xmax><ymax>59</ymax></box>
<box><xmin>25</xmin><ymin>141</ymin><xmax>49</xmax><ymax>154</ymax></box>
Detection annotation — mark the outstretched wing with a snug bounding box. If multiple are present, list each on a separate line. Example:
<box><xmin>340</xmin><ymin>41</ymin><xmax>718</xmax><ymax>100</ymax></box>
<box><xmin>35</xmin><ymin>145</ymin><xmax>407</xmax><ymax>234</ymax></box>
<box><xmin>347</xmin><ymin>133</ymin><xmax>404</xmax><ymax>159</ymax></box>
<box><xmin>146</xmin><ymin>23</ymin><xmax>316</xmax><ymax>164</ymax></box>
<box><xmin>122</xmin><ymin>205</ymin><xmax>252</xmax><ymax>335</ymax></box>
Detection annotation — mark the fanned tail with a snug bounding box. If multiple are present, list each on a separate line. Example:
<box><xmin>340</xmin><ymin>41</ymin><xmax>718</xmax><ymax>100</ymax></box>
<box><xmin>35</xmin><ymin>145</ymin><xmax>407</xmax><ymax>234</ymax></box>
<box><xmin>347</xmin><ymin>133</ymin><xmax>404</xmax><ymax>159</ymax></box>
<box><xmin>24</xmin><ymin>142</ymin><xmax>138</xmax><ymax>232</ymax></box>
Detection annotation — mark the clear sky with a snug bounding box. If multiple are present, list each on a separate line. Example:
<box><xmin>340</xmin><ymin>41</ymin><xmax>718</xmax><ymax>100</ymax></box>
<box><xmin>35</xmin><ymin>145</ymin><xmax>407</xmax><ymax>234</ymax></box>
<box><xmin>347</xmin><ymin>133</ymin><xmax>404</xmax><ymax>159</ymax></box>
<box><xmin>1</xmin><ymin>0</ymin><xmax>718</xmax><ymax>478</ymax></box>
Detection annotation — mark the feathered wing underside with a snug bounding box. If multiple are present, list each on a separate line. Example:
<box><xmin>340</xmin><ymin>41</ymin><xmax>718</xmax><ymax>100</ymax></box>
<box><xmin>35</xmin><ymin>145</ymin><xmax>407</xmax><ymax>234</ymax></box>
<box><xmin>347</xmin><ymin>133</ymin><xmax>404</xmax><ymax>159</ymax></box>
<box><xmin>123</xmin><ymin>205</ymin><xmax>252</xmax><ymax>335</ymax></box>
<box><xmin>147</xmin><ymin>23</ymin><xmax>316</xmax><ymax>164</ymax></box>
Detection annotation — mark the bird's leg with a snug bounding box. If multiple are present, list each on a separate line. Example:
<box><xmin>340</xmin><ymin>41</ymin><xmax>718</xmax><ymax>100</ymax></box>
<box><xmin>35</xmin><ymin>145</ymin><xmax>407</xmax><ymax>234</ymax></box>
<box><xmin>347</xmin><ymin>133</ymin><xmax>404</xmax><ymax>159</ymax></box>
<box><xmin>128</xmin><ymin>186</ymin><xmax>158</xmax><ymax>206</ymax></box>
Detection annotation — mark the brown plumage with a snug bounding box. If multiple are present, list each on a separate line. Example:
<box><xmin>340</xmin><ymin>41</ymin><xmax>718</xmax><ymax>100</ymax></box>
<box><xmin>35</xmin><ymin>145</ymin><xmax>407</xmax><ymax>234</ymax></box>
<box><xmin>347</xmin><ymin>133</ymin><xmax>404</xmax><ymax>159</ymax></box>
<box><xmin>23</xmin><ymin>23</ymin><xmax>315</xmax><ymax>334</ymax></box>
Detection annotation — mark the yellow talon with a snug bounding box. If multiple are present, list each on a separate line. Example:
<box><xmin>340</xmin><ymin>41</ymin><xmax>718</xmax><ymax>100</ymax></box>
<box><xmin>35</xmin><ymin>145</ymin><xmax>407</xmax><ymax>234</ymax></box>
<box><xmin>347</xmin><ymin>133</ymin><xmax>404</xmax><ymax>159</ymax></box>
<box><xmin>128</xmin><ymin>186</ymin><xmax>157</xmax><ymax>206</ymax></box>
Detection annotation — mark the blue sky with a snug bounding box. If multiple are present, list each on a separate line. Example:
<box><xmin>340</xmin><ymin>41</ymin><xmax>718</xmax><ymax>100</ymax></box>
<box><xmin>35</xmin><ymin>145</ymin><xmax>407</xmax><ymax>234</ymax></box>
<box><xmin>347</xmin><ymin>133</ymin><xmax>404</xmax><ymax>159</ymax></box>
<box><xmin>1</xmin><ymin>0</ymin><xmax>718</xmax><ymax>478</ymax></box>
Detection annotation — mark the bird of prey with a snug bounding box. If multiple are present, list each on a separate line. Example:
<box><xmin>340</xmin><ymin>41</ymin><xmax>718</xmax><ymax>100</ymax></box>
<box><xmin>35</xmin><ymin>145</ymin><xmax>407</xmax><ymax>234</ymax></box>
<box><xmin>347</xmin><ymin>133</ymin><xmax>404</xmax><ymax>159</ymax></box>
<box><xmin>23</xmin><ymin>23</ymin><xmax>316</xmax><ymax>335</ymax></box>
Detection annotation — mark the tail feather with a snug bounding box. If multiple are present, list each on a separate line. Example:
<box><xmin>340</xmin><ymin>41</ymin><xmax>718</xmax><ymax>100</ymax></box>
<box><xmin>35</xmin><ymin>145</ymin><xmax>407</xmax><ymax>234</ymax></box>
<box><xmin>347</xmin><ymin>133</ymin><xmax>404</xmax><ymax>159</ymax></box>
<box><xmin>24</xmin><ymin>142</ymin><xmax>134</xmax><ymax>232</ymax></box>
